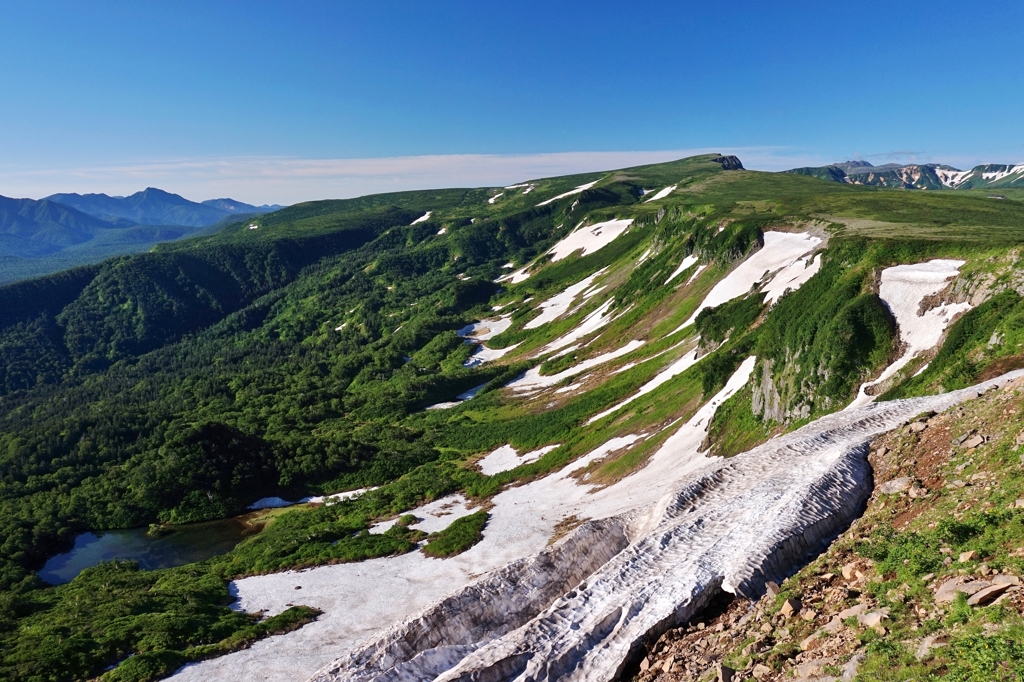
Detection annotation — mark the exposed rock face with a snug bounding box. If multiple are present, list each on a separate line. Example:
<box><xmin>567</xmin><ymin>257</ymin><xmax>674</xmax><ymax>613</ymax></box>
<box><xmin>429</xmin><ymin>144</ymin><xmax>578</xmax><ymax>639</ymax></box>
<box><xmin>712</xmin><ymin>155</ymin><xmax>745</xmax><ymax>171</ymax></box>
<box><xmin>310</xmin><ymin>370</ymin><xmax>1023</xmax><ymax>682</ymax></box>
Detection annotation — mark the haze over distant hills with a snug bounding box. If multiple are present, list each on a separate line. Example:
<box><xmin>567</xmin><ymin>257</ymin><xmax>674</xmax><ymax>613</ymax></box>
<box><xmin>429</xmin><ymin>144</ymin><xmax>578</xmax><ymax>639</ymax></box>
<box><xmin>46</xmin><ymin>188</ymin><xmax>279</xmax><ymax>227</ymax></box>
<box><xmin>786</xmin><ymin>160</ymin><xmax>1024</xmax><ymax>191</ymax></box>
<box><xmin>0</xmin><ymin>188</ymin><xmax>285</xmax><ymax>284</ymax></box>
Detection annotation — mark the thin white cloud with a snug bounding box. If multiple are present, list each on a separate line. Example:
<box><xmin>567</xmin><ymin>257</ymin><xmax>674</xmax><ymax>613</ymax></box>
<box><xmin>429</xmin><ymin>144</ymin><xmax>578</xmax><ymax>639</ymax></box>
<box><xmin>0</xmin><ymin>147</ymin><xmax>832</xmax><ymax>205</ymax></box>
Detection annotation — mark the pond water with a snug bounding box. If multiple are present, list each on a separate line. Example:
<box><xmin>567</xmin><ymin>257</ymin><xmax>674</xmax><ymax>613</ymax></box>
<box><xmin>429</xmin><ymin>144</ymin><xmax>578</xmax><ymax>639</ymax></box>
<box><xmin>40</xmin><ymin>517</ymin><xmax>252</xmax><ymax>585</ymax></box>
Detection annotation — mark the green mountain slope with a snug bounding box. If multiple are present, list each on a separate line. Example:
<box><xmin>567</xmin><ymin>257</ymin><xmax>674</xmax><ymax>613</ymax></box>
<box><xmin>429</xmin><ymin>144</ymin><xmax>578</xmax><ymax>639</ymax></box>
<box><xmin>2</xmin><ymin>153</ymin><xmax>1024</xmax><ymax>681</ymax></box>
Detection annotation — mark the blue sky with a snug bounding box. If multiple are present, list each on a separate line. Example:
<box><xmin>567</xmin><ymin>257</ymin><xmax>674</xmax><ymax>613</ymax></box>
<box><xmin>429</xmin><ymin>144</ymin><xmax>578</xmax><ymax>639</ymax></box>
<box><xmin>1</xmin><ymin>1</ymin><xmax>1022</xmax><ymax>203</ymax></box>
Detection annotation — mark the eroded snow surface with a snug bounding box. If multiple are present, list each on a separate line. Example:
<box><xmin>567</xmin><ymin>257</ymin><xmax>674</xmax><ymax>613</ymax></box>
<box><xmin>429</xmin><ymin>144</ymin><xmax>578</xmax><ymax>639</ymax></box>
<box><xmin>172</xmin><ymin>356</ymin><xmax>1024</xmax><ymax>682</ymax></box>
<box><xmin>847</xmin><ymin>259</ymin><xmax>972</xmax><ymax>409</ymax></box>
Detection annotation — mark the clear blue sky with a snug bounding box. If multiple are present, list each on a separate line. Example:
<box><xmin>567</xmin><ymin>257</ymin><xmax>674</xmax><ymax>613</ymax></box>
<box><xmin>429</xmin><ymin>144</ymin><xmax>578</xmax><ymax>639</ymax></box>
<box><xmin>1</xmin><ymin>1</ymin><xmax>1022</xmax><ymax>203</ymax></box>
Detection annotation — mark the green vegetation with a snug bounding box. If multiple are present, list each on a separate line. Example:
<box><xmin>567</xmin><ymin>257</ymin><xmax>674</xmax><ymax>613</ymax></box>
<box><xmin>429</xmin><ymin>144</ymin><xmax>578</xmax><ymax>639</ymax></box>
<box><xmin>421</xmin><ymin>510</ymin><xmax>489</xmax><ymax>558</ymax></box>
<box><xmin>3</xmin><ymin>154</ymin><xmax>1024</xmax><ymax>680</ymax></box>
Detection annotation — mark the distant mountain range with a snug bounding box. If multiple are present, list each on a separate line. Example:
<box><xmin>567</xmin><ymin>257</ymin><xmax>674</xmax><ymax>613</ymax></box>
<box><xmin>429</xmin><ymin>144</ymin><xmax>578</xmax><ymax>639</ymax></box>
<box><xmin>46</xmin><ymin>188</ymin><xmax>282</xmax><ymax>227</ymax></box>
<box><xmin>0</xmin><ymin>188</ymin><xmax>285</xmax><ymax>284</ymax></box>
<box><xmin>786</xmin><ymin>160</ymin><xmax>1024</xmax><ymax>190</ymax></box>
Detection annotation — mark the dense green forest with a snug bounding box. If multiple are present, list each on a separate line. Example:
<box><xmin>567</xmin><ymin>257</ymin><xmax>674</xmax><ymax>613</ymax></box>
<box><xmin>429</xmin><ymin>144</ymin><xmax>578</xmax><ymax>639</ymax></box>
<box><xmin>3</xmin><ymin>155</ymin><xmax>1024</xmax><ymax>681</ymax></box>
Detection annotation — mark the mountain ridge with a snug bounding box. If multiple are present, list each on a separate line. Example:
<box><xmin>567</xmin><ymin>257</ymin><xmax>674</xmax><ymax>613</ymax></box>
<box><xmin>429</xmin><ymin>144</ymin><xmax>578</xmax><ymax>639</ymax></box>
<box><xmin>2</xmin><ymin>153</ymin><xmax>1024</xmax><ymax>681</ymax></box>
<box><xmin>0</xmin><ymin>189</ymin><xmax>285</xmax><ymax>284</ymax></box>
<box><xmin>786</xmin><ymin>160</ymin><xmax>1024</xmax><ymax>190</ymax></box>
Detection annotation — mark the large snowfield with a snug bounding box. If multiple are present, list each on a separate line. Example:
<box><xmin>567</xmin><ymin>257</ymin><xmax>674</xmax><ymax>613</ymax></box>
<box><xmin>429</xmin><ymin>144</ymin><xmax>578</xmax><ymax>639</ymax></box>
<box><xmin>171</xmin><ymin>362</ymin><xmax>1024</xmax><ymax>682</ymax></box>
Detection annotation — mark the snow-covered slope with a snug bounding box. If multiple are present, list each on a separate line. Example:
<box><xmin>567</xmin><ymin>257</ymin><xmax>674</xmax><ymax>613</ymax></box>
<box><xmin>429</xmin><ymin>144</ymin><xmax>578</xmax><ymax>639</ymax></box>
<box><xmin>312</xmin><ymin>370</ymin><xmax>1024</xmax><ymax>682</ymax></box>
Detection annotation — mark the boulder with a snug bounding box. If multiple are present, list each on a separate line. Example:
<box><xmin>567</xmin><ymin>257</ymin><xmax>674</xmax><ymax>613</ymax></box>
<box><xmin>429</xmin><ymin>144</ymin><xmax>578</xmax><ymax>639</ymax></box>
<box><xmin>765</xmin><ymin>580</ymin><xmax>781</xmax><ymax>598</ymax></box>
<box><xmin>781</xmin><ymin>597</ymin><xmax>802</xmax><ymax>618</ymax></box>
<box><xmin>823</xmin><ymin>616</ymin><xmax>843</xmax><ymax>633</ymax></box>
<box><xmin>909</xmin><ymin>421</ymin><xmax>928</xmax><ymax>433</ymax></box>
<box><xmin>794</xmin><ymin>657</ymin><xmax>835</xmax><ymax>678</ymax></box>
<box><xmin>967</xmin><ymin>583</ymin><xmax>1012</xmax><ymax>606</ymax></box>
<box><xmin>963</xmin><ymin>435</ymin><xmax>985</xmax><ymax>449</ymax></box>
<box><xmin>857</xmin><ymin>609</ymin><xmax>889</xmax><ymax>627</ymax></box>
<box><xmin>841</xmin><ymin>562</ymin><xmax>858</xmax><ymax>580</ymax></box>
<box><xmin>799</xmin><ymin>631</ymin><xmax>822</xmax><ymax>651</ymax></box>
<box><xmin>934</xmin><ymin>578</ymin><xmax>991</xmax><ymax>604</ymax></box>
<box><xmin>915</xmin><ymin>634</ymin><xmax>948</xmax><ymax>661</ymax></box>
<box><xmin>959</xmin><ymin>550</ymin><xmax>977</xmax><ymax>563</ymax></box>
<box><xmin>837</xmin><ymin>603</ymin><xmax>868</xmax><ymax>619</ymax></box>
<box><xmin>878</xmin><ymin>477</ymin><xmax>913</xmax><ymax>494</ymax></box>
<box><xmin>717</xmin><ymin>663</ymin><xmax>735</xmax><ymax>682</ymax></box>
<box><xmin>752</xmin><ymin>663</ymin><xmax>771</xmax><ymax>679</ymax></box>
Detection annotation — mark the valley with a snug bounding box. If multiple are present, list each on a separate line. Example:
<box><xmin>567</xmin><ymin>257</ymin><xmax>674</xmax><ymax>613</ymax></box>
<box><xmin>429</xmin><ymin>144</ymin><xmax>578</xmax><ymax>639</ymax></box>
<box><xmin>2</xmin><ymin>154</ymin><xmax>1024</xmax><ymax>681</ymax></box>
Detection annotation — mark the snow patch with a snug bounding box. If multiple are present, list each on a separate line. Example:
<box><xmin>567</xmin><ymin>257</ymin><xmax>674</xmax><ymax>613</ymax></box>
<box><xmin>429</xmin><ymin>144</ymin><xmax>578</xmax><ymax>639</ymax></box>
<box><xmin>458</xmin><ymin>316</ymin><xmax>512</xmax><ymax>341</ymax></box>
<box><xmin>546</xmin><ymin>219</ymin><xmax>634</xmax><ymax>263</ymax></box>
<box><xmin>464</xmin><ymin>343</ymin><xmax>520</xmax><ymax>368</ymax></box>
<box><xmin>506</xmin><ymin>340</ymin><xmax>645</xmax><ymax>394</ymax></box>
<box><xmin>673</xmin><ymin>232</ymin><xmax>821</xmax><ymax>333</ymax></box>
<box><xmin>410</xmin><ymin>211</ymin><xmax>431</xmax><ymax>225</ymax></box>
<box><xmin>761</xmin><ymin>253</ymin><xmax>822</xmax><ymax>305</ymax></box>
<box><xmin>586</xmin><ymin>343</ymin><xmax>702</xmax><ymax>424</ymax></box>
<box><xmin>643</xmin><ymin>184</ymin><xmax>677</xmax><ymax>203</ymax></box>
<box><xmin>847</xmin><ymin>259</ymin><xmax>972</xmax><ymax>409</ymax></box>
<box><xmin>523</xmin><ymin>271</ymin><xmax>606</xmax><ymax>330</ymax></box>
<box><xmin>539</xmin><ymin>299</ymin><xmax>615</xmax><ymax>356</ymax></box>
<box><xmin>665</xmin><ymin>254</ymin><xmax>699</xmax><ymax>285</ymax></box>
<box><xmin>536</xmin><ymin>180</ymin><xmax>598</xmax><ymax>206</ymax></box>
<box><xmin>301</xmin><ymin>488</ymin><xmax>376</xmax><ymax>506</ymax></box>
<box><xmin>477</xmin><ymin>444</ymin><xmax>562</xmax><ymax>476</ymax></box>
<box><xmin>487</xmin><ymin>193</ymin><xmax>503</xmax><ymax>204</ymax></box>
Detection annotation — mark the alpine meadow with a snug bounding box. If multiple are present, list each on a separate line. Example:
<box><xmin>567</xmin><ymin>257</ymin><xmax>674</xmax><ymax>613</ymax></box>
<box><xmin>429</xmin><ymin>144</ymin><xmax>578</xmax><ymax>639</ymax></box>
<box><xmin>3</xmin><ymin>154</ymin><xmax>1024</xmax><ymax>682</ymax></box>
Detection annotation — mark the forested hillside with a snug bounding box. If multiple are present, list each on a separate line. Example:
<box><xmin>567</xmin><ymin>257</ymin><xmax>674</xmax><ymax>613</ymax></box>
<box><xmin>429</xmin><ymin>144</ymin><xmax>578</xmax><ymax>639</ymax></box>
<box><xmin>3</xmin><ymin>154</ymin><xmax>1024</xmax><ymax>681</ymax></box>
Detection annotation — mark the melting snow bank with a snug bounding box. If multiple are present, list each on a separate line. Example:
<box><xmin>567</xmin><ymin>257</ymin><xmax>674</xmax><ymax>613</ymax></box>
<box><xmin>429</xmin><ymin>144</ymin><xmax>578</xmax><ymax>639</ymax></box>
<box><xmin>313</xmin><ymin>369</ymin><xmax>1024</xmax><ymax>682</ymax></box>
<box><xmin>546</xmin><ymin>219</ymin><xmax>634</xmax><ymax>263</ymax></box>
<box><xmin>506</xmin><ymin>340</ymin><xmax>644</xmax><ymax>394</ymax></box>
<box><xmin>536</xmin><ymin>180</ymin><xmax>598</xmax><ymax>206</ymax></box>
<box><xmin>248</xmin><ymin>488</ymin><xmax>375</xmax><ymax>510</ymax></box>
<box><xmin>644</xmin><ymin>184</ymin><xmax>677</xmax><ymax>203</ymax></box>
<box><xmin>847</xmin><ymin>259</ymin><xmax>972</xmax><ymax>409</ymax></box>
<box><xmin>665</xmin><ymin>254</ymin><xmax>698</xmax><ymax>285</ymax></box>
<box><xmin>456</xmin><ymin>315</ymin><xmax>519</xmax><ymax>369</ymax></box>
<box><xmin>477</xmin><ymin>444</ymin><xmax>562</xmax><ymax>476</ymax></box>
<box><xmin>524</xmin><ymin>270</ymin><xmax>606</xmax><ymax>330</ymax></box>
<box><xmin>585</xmin><ymin>343</ymin><xmax>702</xmax><ymax>425</ymax></box>
<box><xmin>674</xmin><ymin>231</ymin><xmax>822</xmax><ymax>333</ymax></box>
